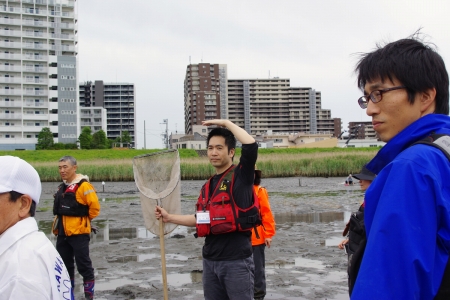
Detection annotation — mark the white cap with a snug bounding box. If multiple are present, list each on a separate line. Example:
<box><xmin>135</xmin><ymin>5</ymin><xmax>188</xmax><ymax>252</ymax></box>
<box><xmin>0</xmin><ymin>156</ymin><xmax>41</xmax><ymax>204</ymax></box>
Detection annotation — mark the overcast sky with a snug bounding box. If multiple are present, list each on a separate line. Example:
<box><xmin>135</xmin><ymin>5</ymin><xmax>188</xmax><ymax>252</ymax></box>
<box><xmin>77</xmin><ymin>0</ymin><xmax>450</xmax><ymax>149</ymax></box>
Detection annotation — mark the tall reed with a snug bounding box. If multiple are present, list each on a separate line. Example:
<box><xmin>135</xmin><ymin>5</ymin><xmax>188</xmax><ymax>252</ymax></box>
<box><xmin>33</xmin><ymin>150</ymin><xmax>377</xmax><ymax>182</ymax></box>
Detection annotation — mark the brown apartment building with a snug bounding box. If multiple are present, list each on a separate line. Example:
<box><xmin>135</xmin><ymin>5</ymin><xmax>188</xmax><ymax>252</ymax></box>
<box><xmin>184</xmin><ymin>63</ymin><xmax>341</xmax><ymax>137</ymax></box>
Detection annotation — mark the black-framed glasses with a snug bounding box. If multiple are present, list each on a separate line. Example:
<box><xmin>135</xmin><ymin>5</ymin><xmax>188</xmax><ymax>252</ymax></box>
<box><xmin>358</xmin><ymin>86</ymin><xmax>406</xmax><ymax>109</ymax></box>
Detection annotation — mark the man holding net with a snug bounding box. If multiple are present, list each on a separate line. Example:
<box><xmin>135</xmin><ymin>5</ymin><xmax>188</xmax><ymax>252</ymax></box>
<box><xmin>155</xmin><ymin>119</ymin><xmax>258</xmax><ymax>300</ymax></box>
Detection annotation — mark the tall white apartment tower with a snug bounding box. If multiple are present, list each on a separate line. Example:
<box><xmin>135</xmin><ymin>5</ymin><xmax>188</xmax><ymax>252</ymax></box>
<box><xmin>0</xmin><ymin>0</ymin><xmax>78</xmax><ymax>150</ymax></box>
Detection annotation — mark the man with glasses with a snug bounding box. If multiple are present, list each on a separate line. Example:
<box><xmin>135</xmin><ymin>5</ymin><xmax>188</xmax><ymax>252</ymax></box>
<box><xmin>352</xmin><ymin>34</ymin><xmax>450</xmax><ymax>299</ymax></box>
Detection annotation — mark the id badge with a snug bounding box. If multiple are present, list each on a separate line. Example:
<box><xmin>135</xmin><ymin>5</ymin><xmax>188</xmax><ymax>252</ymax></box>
<box><xmin>197</xmin><ymin>211</ymin><xmax>210</xmax><ymax>224</ymax></box>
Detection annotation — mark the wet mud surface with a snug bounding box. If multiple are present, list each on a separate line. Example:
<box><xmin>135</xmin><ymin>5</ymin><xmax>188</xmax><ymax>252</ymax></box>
<box><xmin>36</xmin><ymin>177</ymin><xmax>363</xmax><ymax>300</ymax></box>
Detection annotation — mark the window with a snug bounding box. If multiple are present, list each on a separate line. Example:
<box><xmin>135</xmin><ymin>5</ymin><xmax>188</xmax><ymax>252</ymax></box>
<box><xmin>274</xmin><ymin>139</ymin><xmax>283</xmax><ymax>143</ymax></box>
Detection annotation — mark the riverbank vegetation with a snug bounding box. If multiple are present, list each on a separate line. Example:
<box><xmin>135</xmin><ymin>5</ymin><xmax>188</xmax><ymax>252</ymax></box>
<box><xmin>1</xmin><ymin>148</ymin><xmax>379</xmax><ymax>181</ymax></box>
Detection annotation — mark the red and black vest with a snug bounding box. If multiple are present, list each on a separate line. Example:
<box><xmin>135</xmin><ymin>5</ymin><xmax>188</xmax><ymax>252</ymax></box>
<box><xmin>196</xmin><ymin>165</ymin><xmax>261</xmax><ymax>237</ymax></box>
<box><xmin>53</xmin><ymin>179</ymin><xmax>89</xmax><ymax>217</ymax></box>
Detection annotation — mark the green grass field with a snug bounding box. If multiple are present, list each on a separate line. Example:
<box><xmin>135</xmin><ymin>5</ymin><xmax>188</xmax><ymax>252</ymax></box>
<box><xmin>0</xmin><ymin>147</ymin><xmax>379</xmax><ymax>181</ymax></box>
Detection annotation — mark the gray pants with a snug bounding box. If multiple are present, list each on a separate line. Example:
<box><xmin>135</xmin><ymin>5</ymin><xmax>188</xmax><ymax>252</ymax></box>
<box><xmin>253</xmin><ymin>244</ymin><xmax>266</xmax><ymax>299</ymax></box>
<box><xmin>203</xmin><ymin>256</ymin><xmax>254</xmax><ymax>300</ymax></box>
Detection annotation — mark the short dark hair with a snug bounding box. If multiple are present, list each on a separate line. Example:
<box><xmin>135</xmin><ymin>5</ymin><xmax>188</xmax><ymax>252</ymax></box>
<box><xmin>355</xmin><ymin>33</ymin><xmax>449</xmax><ymax>114</ymax></box>
<box><xmin>207</xmin><ymin>127</ymin><xmax>236</xmax><ymax>152</ymax></box>
<box><xmin>9</xmin><ymin>191</ymin><xmax>36</xmax><ymax>217</ymax></box>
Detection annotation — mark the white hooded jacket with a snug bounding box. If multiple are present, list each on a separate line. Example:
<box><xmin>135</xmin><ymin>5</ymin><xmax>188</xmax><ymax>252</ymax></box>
<box><xmin>0</xmin><ymin>217</ymin><xmax>73</xmax><ymax>300</ymax></box>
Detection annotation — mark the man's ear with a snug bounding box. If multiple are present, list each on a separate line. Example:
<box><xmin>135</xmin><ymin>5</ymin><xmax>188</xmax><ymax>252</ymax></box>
<box><xmin>228</xmin><ymin>148</ymin><xmax>235</xmax><ymax>158</ymax></box>
<box><xmin>420</xmin><ymin>87</ymin><xmax>437</xmax><ymax>114</ymax></box>
<box><xmin>18</xmin><ymin>195</ymin><xmax>32</xmax><ymax>218</ymax></box>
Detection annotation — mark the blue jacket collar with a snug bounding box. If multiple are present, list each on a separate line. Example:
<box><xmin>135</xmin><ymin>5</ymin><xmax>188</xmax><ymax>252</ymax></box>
<box><xmin>367</xmin><ymin>114</ymin><xmax>450</xmax><ymax>174</ymax></box>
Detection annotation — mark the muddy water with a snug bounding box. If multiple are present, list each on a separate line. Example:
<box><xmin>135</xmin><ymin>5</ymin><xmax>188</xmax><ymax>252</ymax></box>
<box><xmin>36</xmin><ymin>177</ymin><xmax>361</xmax><ymax>300</ymax></box>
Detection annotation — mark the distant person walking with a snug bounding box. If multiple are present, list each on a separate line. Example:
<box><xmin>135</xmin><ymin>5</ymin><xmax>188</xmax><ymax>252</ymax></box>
<box><xmin>252</xmin><ymin>167</ymin><xmax>276</xmax><ymax>300</ymax></box>
<box><xmin>53</xmin><ymin>156</ymin><xmax>100</xmax><ymax>300</ymax></box>
<box><xmin>0</xmin><ymin>156</ymin><xmax>73</xmax><ymax>299</ymax></box>
<box><xmin>338</xmin><ymin>165</ymin><xmax>375</xmax><ymax>296</ymax></box>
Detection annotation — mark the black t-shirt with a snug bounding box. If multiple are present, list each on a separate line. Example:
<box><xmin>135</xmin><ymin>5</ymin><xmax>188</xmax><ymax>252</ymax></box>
<box><xmin>202</xmin><ymin>142</ymin><xmax>258</xmax><ymax>261</ymax></box>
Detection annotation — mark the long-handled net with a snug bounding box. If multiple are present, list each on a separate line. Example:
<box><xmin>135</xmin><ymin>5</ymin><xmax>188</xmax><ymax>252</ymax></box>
<box><xmin>132</xmin><ymin>149</ymin><xmax>181</xmax><ymax>299</ymax></box>
<box><xmin>133</xmin><ymin>149</ymin><xmax>181</xmax><ymax>234</ymax></box>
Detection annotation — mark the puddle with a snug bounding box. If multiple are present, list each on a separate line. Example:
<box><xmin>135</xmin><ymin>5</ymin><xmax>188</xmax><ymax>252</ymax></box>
<box><xmin>267</xmin><ymin>257</ymin><xmax>327</xmax><ymax>270</ymax></box>
<box><xmin>150</xmin><ymin>270</ymin><xmax>203</xmax><ymax>287</ymax></box>
<box><xmin>96</xmin><ymin>278</ymin><xmax>143</xmax><ymax>291</ymax></box>
<box><xmin>107</xmin><ymin>253</ymin><xmax>188</xmax><ymax>263</ymax></box>
<box><xmin>275</xmin><ymin>211</ymin><xmax>348</xmax><ymax>224</ymax></box>
<box><xmin>37</xmin><ymin>219</ymin><xmax>188</xmax><ymax>244</ymax></box>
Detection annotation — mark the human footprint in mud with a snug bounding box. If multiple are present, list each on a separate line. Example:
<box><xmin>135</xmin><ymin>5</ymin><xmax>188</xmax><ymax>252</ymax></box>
<box><xmin>338</xmin><ymin>165</ymin><xmax>375</xmax><ymax>296</ymax></box>
<box><xmin>155</xmin><ymin>119</ymin><xmax>259</xmax><ymax>300</ymax></box>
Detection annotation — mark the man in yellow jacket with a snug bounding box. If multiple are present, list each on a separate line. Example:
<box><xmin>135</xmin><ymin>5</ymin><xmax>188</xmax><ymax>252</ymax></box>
<box><xmin>252</xmin><ymin>168</ymin><xmax>276</xmax><ymax>300</ymax></box>
<box><xmin>53</xmin><ymin>156</ymin><xmax>100</xmax><ymax>300</ymax></box>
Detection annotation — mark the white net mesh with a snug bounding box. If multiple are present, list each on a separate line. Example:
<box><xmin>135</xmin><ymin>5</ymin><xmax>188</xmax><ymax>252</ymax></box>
<box><xmin>133</xmin><ymin>149</ymin><xmax>181</xmax><ymax>235</ymax></box>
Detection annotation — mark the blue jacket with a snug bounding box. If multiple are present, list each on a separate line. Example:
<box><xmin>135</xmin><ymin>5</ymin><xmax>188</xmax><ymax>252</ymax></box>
<box><xmin>352</xmin><ymin>114</ymin><xmax>450</xmax><ymax>300</ymax></box>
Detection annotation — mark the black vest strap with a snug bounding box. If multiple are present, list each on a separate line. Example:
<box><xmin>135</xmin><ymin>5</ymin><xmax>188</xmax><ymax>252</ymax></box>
<box><xmin>435</xmin><ymin>258</ymin><xmax>450</xmax><ymax>299</ymax></box>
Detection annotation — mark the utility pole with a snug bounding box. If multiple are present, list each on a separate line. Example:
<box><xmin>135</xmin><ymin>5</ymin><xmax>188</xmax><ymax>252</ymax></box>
<box><xmin>144</xmin><ymin>120</ymin><xmax>146</xmax><ymax>149</ymax></box>
<box><xmin>160</xmin><ymin>119</ymin><xmax>169</xmax><ymax>149</ymax></box>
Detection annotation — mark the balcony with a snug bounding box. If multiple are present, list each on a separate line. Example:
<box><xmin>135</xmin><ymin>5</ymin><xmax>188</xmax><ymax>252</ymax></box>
<box><xmin>23</xmin><ymin>65</ymin><xmax>47</xmax><ymax>73</ymax></box>
<box><xmin>22</xmin><ymin>113</ymin><xmax>48</xmax><ymax>120</ymax></box>
<box><xmin>0</xmin><ymin>41</ymin><xmax>21</xmax><ymax>48</ymax></box>
<box><xmin>0</xmin><ymin>18</ymin><xmax>21</xmax><ymax>26</ymax></box>
<box><xmin>24</xmin><ymin>89</ymin><xmax>47</xmax><ymax>96</ymax></box>
<box><xmin>0</xmin><ymin>113</ymin><xmax>21</xmax><ymax>119</ymax></box>
<box><xmin>0</xmin><ymin>126</ymin><xmax>22</xmax><ymax>132</ymax></box>
<box><xmin>23</xmin><ymin>30</ymin><xmax>47</xmax><ymax>38</ymax></box>
<box><xmin>23</xmin><ymin>101</ymin><xmax>48</xmax><ymax>108</ymax></box>
<box><xmin>0</xmin><ymin>6</ymin><xmax>22</xmax><ymax>14</ymax></box>
<box><xmin>0</xmin><ymin>76</ymin><xmax>21</xmax><ymax>84</ymax></box>
<box><xmin>23</xmin><ymin>42</ymin><xmax>49</xmax><ymax>50</ymax></box>
<box><xmin>22</xmin><ymin>19</ymin><xmax>47</xmax><ymax>27</ymax></box>
<box><xmin>0</xmin><ymin>88</ymin><xmax>21</xmax><ymax>95</ymax></box>
<box><xmin>23</xmin><ymin>77</ymin><xmax>47</xmax><ymax>84</ymax></box>
<box><xmin>0</xmin><ymin>53</ymin><xmax>21</xmax><ymax>60</ymax></box>
<box><xmin>23</xmin><ymin>54</ymin><xmax>48</xmax><ymax>61</ymax></box>
<box><xmin>0</xmin><ymin>100</ymin><xmax>22</xmax><ymax>107</ymax></box>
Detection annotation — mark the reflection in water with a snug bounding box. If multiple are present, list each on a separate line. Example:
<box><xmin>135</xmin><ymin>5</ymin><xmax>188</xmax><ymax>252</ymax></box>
<box><xmin>37</xmin><ymin>219</ymin><xmax>187</xmax><ymax>245</ymax></box>
<box><xmin>150</xmin><ymin>270</ymin><xmax>203</xmax><ymax>287</ymax></box>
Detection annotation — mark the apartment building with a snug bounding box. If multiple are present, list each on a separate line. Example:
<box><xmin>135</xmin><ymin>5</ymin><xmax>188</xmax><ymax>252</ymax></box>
<box><xmin>348</xmin><ymin>121</ymin><xmax>377</xmax><ymax>140</ymax></box>
<box><xmin>228</xmin><ymin>79</ymin><xmax>339</xmax><ymax>136</ymax></box>
<box><xmin>79</xmin><ymin>80</ymin><xmax>136</xmax><ymax>147</ymax></box>
<box><xmin>0</xmin><ymin>0</ymin><xmax>78</xmax><ymax>150</ymax></box>
<box><xmin>184</xmin><ymin>63</ymin><xmax>228</xmax><ymax>134</ymax></box>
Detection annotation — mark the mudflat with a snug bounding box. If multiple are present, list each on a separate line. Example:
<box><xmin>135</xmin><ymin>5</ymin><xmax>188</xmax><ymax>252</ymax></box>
<box><xmin>36</xmin><ymin>177</ymin><xmax>362</xmax><ymax>300</ymax></box>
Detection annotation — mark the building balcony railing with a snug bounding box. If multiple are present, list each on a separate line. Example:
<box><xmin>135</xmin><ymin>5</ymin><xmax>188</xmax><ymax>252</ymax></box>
<box><xmin>23</xmin><ymin>54</ymin><xmax>48</xmax><ymax>61</ymax></box>
<box><xmin>0</xmin><ymin>77</ymin><xmax>21</xmax><ymax>84</ymax></box>
<box><xmin>80</xmin><ymin>114</ymin><xmax>102</xmax><ymax>118</ymax></box>
<box><xmin>0</xmin><ymin>100</ymin><xmax>22</xmax><ymax>107</ymax></box>
<box><xmin>24</xmin><ymin>101</ymin><xmax>48</xmax><ymax>107</ymax></box>
<box><xmin>81</xmin><ymin>122</ymin><xmax>102</xmax><ymax>126</ymax></box>
<box><xmin>24</xmin><ymin>89</ymin><xmax>47</xmax><ymax>96</ymax></box>
<box><xmin>23</xmin><ymin>42</ymin><xmax>49</xmax><ymax>50</ymax></box>
<box><xmin>0</xmin><ymin>18</ymin><xmax>21</xmax><ymax>26</ymax></box>
<box><xmin>23</xmin><ymin>65</ymin><xmax>47</xmax><ymax>72</ymax></box>
<box><xmin>0</xmin><ymin>53</ymin><xmax>22</xmax><ymax>60</ymax></box>
<box><xmin>0</xmin><ymin>41</ymin><xmax>21</xmax><ymax>48</ymax></box>
<box><xmin>0</xmin><ymin>126</ymin><xmax>23</xmax><ymax>132</ymax></box>
<box><xmin>0</xmin><ymin>89</ymin><xmax>21</xmax><ymax>95</ymax></box>
<box><xmin>23</xmin><ymin>77</ymin><xmax>48</xmax><ymax>84</ymax></box>
<box><xmin>0</xmin><ymin>113</ymin><xmax>22</xmax><ymax>119</ymax></box>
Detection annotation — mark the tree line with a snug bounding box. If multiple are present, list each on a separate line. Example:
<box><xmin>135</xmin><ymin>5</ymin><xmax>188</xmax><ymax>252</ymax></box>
<box><xmin>36</xmin><ymin>127</ymin><xmax>132</xmax><ymax>150</ymax></box>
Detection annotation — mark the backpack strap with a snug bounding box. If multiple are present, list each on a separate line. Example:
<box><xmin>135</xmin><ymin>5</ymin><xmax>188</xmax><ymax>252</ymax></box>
<box><xmin>410</xmin><ymin>134</ymin><xmax>450</xmax><ymax>161</ymax></box>
<box><xmin>410</xmin><ymin>133</ymin><xmax>450</xmax><ymax>298</ymax></box>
